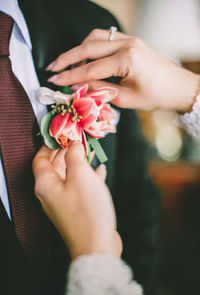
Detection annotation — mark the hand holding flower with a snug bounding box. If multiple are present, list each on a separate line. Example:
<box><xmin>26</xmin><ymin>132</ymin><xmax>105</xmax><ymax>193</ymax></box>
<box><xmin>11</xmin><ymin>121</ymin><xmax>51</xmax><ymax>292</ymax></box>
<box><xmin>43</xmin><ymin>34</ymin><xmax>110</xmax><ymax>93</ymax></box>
<box><xmin>33</xmin><ymin>143</ymin><xmax>122</xmax><ymax>260</ymax></box>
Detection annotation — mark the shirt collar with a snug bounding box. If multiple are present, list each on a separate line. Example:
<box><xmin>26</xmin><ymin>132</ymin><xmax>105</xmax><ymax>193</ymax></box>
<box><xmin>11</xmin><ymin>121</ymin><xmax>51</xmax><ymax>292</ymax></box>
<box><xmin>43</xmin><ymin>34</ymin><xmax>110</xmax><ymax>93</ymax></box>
<box><xmin>0</xmin><ymin>0</ymin><xmax>32</xmax><ymax>50</ymax></box>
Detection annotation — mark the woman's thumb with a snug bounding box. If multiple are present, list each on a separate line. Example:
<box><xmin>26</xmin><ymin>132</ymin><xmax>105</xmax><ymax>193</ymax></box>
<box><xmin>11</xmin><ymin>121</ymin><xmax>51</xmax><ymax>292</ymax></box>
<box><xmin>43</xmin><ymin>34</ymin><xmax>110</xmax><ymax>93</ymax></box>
<box><xmin>65</xmin><ymin>141</ymin><xmax>85</xmax><ymax>169</ymax></box>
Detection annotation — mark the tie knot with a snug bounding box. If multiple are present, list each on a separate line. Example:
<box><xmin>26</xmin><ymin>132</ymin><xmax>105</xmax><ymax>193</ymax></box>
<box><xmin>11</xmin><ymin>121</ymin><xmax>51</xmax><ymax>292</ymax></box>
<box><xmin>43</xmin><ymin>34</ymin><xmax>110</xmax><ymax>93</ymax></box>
<box><xmin>0</xmin><ymin>12</ymin><xmax>14</xmax><ymax>56</ymax></box>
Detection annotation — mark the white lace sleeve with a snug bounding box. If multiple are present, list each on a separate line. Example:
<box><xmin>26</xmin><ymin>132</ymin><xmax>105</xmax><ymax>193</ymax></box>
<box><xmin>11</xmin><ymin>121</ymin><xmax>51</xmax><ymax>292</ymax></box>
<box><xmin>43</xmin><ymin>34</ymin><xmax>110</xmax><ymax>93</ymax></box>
<box><xmin>66</xmin><ymin>254</ymin><xmax>143</xmax><ymax>295</ymax></box>
<box><xmin>176</xmin><ymin>94</ymin><xmax>200</xmax><ymax>144</ymax></box>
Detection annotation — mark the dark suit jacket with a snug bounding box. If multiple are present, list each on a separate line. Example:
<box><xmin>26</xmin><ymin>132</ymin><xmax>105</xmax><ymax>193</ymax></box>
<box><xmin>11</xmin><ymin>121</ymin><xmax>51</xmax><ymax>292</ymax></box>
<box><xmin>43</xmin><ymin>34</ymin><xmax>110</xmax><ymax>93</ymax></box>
<box><xmin>0</xmin><ymin>1</ymin><xmax>160</xmax><ymax>294</ymax></box>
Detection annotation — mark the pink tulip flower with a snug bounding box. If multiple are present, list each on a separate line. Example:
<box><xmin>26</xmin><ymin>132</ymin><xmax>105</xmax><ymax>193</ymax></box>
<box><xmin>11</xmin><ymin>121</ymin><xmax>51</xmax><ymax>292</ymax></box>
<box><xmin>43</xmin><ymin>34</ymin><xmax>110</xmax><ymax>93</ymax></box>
<box><xmin>48</xmin><ymin>84</ymin><xmax>119</xmax><ymax>153</ymax></box>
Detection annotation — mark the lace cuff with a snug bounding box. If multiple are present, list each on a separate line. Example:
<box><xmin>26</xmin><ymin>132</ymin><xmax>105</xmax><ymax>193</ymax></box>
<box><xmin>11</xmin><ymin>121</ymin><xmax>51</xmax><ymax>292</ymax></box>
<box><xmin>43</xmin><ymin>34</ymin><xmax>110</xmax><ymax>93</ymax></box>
<box><xmin>176</xmin><ymin>94</ymin><xmax>200</xmax><ymax>144</ymax></box>
<box><xmin>67</xmin><ymin>254</ymin><xmax>143</xmax><ymax>295</ymax></box>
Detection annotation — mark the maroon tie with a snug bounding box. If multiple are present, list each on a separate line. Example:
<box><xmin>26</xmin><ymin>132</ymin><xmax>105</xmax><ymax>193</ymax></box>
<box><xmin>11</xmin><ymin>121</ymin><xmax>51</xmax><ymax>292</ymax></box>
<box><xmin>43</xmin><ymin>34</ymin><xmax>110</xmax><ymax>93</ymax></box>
<box><xmin>0</xmin><ymin>12</ymin><xmax>47</xmax><ymax>258</ymax></box>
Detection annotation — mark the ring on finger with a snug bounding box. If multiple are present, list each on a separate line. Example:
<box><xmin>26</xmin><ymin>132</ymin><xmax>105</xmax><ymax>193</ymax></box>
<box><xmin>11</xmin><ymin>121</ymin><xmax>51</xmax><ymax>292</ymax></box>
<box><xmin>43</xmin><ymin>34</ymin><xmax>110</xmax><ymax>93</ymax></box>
<box><xmin>109</xmin><ymin>26</ymin><xmax>117</xmax><ymax>41</ymax></box>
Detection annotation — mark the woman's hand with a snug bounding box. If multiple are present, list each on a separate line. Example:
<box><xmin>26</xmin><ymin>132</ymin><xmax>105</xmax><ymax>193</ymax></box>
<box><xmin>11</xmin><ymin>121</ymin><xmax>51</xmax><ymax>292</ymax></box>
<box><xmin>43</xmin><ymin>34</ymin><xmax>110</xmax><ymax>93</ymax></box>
<box><xmin>33</xmin><ymin>143</ymin><xmax>122</xmax><ymax>260</ymax></box>
<box><xmin>47</xmin><ymin>29</ymin><xmax>200</xmax><ymax>112</ymax></box>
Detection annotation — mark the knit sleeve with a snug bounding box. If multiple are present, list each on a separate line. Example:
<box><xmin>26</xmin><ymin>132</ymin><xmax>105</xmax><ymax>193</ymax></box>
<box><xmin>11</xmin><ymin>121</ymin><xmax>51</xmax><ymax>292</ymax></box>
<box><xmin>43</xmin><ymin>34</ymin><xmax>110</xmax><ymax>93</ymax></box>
<box><xmin>176</xmin><ymin>94</ymin><xmax>200</xmax><ymax>144</ymax></box>
<box><xmin>66</xmin><ymin>254</ymin><xmax>143</xmax><ymax>295</ymax></box>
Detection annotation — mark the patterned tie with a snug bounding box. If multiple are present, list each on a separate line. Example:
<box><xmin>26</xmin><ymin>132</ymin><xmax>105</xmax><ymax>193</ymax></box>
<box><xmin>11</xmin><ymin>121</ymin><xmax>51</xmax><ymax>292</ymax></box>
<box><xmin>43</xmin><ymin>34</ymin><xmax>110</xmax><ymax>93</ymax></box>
<box><xmin>0</xmin><ymin>11</ymin><xmax>47</xmax><ymax>258</ymax></box>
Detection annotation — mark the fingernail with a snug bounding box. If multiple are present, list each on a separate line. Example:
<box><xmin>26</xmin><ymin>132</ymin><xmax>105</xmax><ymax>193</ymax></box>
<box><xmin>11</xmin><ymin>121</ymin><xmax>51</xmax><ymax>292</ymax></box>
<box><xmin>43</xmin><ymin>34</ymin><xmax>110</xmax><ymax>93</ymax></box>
<box><xmin>45</xmin><ymin>61</ymin><xmax>56</xmax><ymax>71</ymax></box>
<box><xmin>48</xmin><ymin>74</ymin><xmax>60</xmax><ymax>83</ymax></box>
<box><xmin>99</xmin><ymin>164</ymin><xmax>106</xmax><ymax>170</ymax></box>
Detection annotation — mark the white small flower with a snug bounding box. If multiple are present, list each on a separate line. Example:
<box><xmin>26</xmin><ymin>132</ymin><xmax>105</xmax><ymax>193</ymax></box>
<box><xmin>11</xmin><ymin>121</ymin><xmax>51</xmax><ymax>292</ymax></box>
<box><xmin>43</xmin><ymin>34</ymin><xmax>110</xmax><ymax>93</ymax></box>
<box><xmin>38</xmin><ymin>87</ymin><xmax>73</xmax><ymax>105</ymax></box>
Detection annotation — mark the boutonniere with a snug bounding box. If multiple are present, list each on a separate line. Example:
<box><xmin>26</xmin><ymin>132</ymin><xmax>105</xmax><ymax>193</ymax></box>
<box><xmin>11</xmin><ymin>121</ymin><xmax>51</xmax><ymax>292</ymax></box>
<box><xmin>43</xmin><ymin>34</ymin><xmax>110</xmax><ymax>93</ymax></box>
<box><xmin>38</xmin><ymin>84</ymin><xmax>120</xmax><ymax>163</ymax></box>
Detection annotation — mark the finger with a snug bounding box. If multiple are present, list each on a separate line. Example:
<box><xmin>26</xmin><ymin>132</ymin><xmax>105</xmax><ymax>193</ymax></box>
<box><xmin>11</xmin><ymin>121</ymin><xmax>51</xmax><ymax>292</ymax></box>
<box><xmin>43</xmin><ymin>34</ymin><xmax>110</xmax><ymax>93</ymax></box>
<box><xmin>73</xmin><ymin>79</ymin><xmax>127</xmax><ymax>108</ymax></box>
<box><xmin>33</xmin><ymin>146</ymin><xmax>62</xmax><ymax>198</ymax></box>
<box><xmin>87</xmin><ymin>79</ymin><xmax>122</xmax><ymax>94</ymax></box>
<box><xmin>38</xmin><ymin>144</ymin><xmax>60</xmax><ymax>162</ymax></box>
<box><xmin>89</xmin><ymin>151</ymin><xmax>95</xmax><ymax>164</ymax></box>
<box><xmin>32</xmin><ymin>145</ymin><xmax>58</xmax><ymax>177</ymax></box>
<box><xmin>83</xmin><ymin>28</ymin><xmax>130</xmax><ymax>43</ymax></box>
<box><xmin>87</xmin><ymin>80</ymin><xmax>137</xmax><ymax>109</ymax></box>
<box><xmin>73</xmin><ymin>30</ymin><xmax>130</xmax><ymax>70</ymax></box>
<box><xmin>95</xmin><ymin>164</ymin><xmax>107</xmax><ymax>182</ymax></box>
<box><xmin>48</xmin><ymin>55</ymin><xmax>119</xmax><ymax>86</ymax></box>
<box><xmin>65</xmin><ymin>141</ymin><xmax>86</xmax><ymax>171</ymax></box>
<box><xmin>52</xmin><ymin>148</ymin><xmax>68</xmax><ymax>180</ymax></box>
<box><xmin>47</xmin><ymin>40</ymin><xmax>125</xmax><ymax>73</ymax></box>
<box><xmin>73</xmin><ymin>60</ymin><xmax>86</xmax><ymax>69</ymax></box>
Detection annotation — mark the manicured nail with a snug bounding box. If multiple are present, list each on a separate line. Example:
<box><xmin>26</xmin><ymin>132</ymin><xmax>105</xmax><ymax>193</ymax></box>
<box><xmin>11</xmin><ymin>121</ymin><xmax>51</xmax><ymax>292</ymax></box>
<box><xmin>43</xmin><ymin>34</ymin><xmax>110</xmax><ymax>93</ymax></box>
<box><xmin>45</xmin><ymin>61</ymin><xmax>56</xmax><ymax>71</ymax></box>
<box><xmin>99</xmin><ymin>164</ymin><xmax>106</xmax><ymax>170</ymax></box>
<box><xmin>48</xmin><ymin>74</ymin><xmax>60</xmax><ymax>83</ymax></box>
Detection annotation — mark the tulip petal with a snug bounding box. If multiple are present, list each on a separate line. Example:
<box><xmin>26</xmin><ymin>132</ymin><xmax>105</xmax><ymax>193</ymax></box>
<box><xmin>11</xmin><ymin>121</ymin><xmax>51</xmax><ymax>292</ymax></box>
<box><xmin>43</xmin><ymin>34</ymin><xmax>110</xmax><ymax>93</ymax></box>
<box><xmin>62</xmin><ymin>116</ymin><xmax>83</xmax><ymax>141</ymax></box>
<box><xmin>49</xmin><ymin>113</ymin><xmax>69</xmax><ymax>137</ymax></box>
<box><xmin>82</xmin><ymin>106</ymin><xmax>100</xmax><ymax>129</ymax></box>
<box><xmin>85</xmin><ymin>122</ymin><xmax>116</xmax><ymax>138</ymax></box>
<box><xmin>84</xmin><ymin>122</ymin><xmax>106</xmax><ymax>139</ymax></box>
<box><xmin>54</xmin><ymin>116</ymin><xmax>83</xmax><ymax>148</ymax></box>
<box><xmin>75</xmin><ymin>98</ymin><xmax>100</xmax><ymax>129</ymax></box>
<box><xmin>81</xmin><ymin>112</ymin><xmax>99</xmax><ymax>129</ymax></box>
<box><xmin>84</xmin><ymin>104</ymin><xmax>119</xmax><ymax>138</ymax></box>
<box><xmin>99</xmin><ymin>104</ymin><xmax>120</xmax><ymax>126</ymax></box>
<box><xmin>74</xmin><ymin>84</ymin><xmax>88</xmax><ymax>102</ymax></box>
<box><xmin>86</xmin><ymin>87</ymin><xmax>118</xmax><ymax>106</ymax></box>
<box><xmin>85</xmin><ymin>129</ymin><xmax>105</xmax><ymax>138</ymax></box>
<box><xmin>74</xmin><ymin>98</ymin><xmax>94</xmax><ymax>120</ymax></box>
<box><xmin>96</xmin><ymin>121</ymin><xmax>117</xmax><ymax>134</ymax></box>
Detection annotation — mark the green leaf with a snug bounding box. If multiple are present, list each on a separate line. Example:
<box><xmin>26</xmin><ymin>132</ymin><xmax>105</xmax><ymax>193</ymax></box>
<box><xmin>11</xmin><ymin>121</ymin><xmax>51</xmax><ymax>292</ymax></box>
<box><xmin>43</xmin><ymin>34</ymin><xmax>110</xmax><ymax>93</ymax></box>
<box><xmin>87</xmin><ymin>135</ymin><xmax>108</xmax><ymax>164</ymax></box>
<box><xmin>87</xmin><ymin>140</ymin><xmax>91</xmax><ymax>163</ymax></box>
<box><xmin>40</xmin><ymin>112</ymin><xmax>60</xmax><ymax>150</ymax></box>
<box><xmin>61</xmin><ymin>86</ymin><xmax>72</xmax><ymax>95</ymax></box>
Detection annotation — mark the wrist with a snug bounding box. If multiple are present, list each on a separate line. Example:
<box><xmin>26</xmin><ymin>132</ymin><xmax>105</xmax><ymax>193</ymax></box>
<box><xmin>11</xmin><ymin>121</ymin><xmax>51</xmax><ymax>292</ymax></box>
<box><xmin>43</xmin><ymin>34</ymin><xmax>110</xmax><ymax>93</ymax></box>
<box><xmin>71</xmin><ymin>247</ymin><xmax>119</xmax><ymax>261</ymax></box>
<box><xmin>70</xmin><ymin>233</ymin><xmax>122</xmax><ymax>261</ymax></box>
<box><xmin>175</xmin><ymin>70</ymin><xmax>200</xmax><ymax>113</ymax></box>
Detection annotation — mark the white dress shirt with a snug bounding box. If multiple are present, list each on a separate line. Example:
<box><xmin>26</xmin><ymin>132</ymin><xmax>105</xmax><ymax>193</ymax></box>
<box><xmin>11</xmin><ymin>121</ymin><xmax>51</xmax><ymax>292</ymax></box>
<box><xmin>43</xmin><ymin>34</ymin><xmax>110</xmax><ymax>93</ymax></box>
<box><xmin>0</xmin><ymin>0</ymin><xmax>47</xmax><ymax>220</ymax></box>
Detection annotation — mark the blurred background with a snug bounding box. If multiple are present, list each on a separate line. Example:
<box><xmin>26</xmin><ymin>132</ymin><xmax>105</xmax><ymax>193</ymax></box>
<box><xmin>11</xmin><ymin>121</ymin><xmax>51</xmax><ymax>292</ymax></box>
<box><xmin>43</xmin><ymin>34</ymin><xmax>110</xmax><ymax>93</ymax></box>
<box><xmin>91</xmin><ymin>1</ymin><xmax>200</xmax><ymax>294</ymax></box>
